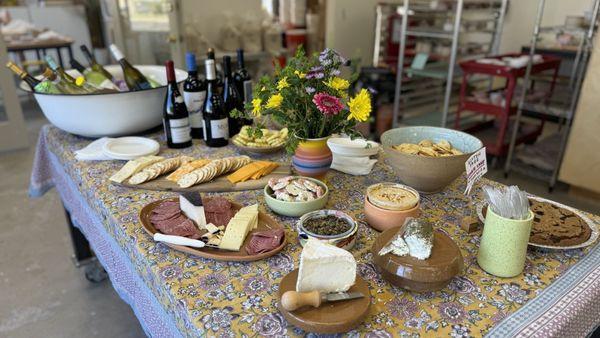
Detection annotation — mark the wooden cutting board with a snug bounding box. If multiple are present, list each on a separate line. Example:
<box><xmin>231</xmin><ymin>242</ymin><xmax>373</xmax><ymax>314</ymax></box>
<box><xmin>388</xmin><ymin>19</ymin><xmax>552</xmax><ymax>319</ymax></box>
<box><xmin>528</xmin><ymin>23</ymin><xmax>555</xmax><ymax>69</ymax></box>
<box><xmin>115</xmin><ymin>164</ymin><xmax>292</xmax><ymax>193</ymax></box>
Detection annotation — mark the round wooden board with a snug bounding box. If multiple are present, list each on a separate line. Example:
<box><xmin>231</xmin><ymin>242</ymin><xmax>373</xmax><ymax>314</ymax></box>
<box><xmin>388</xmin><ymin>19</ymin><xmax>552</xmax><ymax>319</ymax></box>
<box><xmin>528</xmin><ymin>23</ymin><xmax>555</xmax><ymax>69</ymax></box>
<box><xmin>139</xmin><ymin>197</ymin><xmax>286</xmax><ymax>262</ymax></box>
<box><xmin>277</xmin><ymin>269</ymin><xmax>370</xmax><ymax>334</ymax></box>
<box><xmin>232</xmin><ymin>135</ymin><xmax>285</xmax><ymax>154</ymax></box>
<box><xmin>372</xmin><ymin>227</ymin><xmax>463</xmax><ymax>292</ymax></box>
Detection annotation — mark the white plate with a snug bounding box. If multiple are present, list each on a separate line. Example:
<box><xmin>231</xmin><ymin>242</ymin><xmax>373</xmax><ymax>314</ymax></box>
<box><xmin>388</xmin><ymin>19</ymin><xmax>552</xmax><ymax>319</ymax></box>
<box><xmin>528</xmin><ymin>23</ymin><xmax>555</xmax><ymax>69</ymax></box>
<box><xmin>327</xmin><ymin>137</ymin><xmax>380</xmax><ymax>157</ymax></box>
<box><xmin>476</xmin><ymin>196</ymin><xmax>599</xmax><ymax>250</ymax></box>
<box><xmin>102</xmin><ymin>137</ymin><xmax>160</xmax><ymax>160</ymax></box>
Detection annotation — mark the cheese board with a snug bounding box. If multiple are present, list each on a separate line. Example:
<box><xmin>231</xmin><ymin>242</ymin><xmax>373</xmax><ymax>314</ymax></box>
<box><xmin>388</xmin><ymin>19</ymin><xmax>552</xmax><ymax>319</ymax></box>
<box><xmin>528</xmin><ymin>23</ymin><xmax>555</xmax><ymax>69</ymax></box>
<box><xmin>118</xmin><ymin>164</ymin><xmax>292</xmax><ymax>193</ymax></box>
<box><xmin>372</xmin><ymin>226</ymin><xmax>464</xmax><ymax>292</ymax></box>
<box><xmin>277</xmin><ymin>269</ymin><xmax>370</xmax><ymax>334</ymax></box>
<box><xmin>139</xmin><ymin>197</ymin><xmax>287</xmax><ymax>261</ymax></box>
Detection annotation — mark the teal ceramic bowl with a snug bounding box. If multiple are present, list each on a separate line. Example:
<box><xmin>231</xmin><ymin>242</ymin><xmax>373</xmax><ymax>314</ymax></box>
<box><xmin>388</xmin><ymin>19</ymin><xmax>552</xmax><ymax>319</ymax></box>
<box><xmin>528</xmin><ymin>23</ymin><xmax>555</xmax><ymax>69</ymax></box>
<box><xmin>380</xmin><ymin>126</ymin><xmax>483</xmax><ymax>193</ymax></box>
<box><xmin>263</xmin><ymin>177</ymin><xmax>329</xmax><ymax>217</ymax></box>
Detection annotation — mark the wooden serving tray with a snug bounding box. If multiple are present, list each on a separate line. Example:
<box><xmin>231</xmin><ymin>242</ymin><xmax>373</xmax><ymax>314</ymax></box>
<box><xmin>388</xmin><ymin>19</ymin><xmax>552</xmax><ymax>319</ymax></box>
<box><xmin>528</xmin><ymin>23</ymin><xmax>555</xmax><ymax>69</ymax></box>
<box><xmin>139</xmin><ymin>197</ymin><xmax>286</xmax><ymax>262</ymax></box>
<box><xmin>118</xmin><ymin>164</ymin><xmax>291</xmax><ymax>193</ymax></box>
<box><xmin>372</xmin><ymin>227</ymin><xmax>464</xmax><ymax>292</ymax></box>
<box><xmin>277</xmin><ymin>269</ymin><xmax>370</xmax><ymax>334</ymax></box>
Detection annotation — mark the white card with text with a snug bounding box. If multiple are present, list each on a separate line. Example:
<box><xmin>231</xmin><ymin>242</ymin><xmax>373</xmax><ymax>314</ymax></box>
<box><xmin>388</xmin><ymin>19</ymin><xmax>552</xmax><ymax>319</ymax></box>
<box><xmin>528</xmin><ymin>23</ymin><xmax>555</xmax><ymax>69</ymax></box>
<box><xmin>464</xmin><ymin>147</ymin><xmax>487</xmax><ymax>195</ymax></box>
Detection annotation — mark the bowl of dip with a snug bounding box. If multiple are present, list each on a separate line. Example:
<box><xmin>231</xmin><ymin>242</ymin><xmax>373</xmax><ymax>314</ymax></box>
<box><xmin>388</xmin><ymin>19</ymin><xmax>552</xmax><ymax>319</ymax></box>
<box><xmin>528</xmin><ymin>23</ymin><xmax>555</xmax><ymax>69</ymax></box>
<box><xmin>296</xmin><ymin>210</ymin><xmax>358</xmax><ymax>250</ymax></box>
<box><xmin>364</xmin><ymin>183</ymin><xmax>421</xmax><ymax>231</ymax></box>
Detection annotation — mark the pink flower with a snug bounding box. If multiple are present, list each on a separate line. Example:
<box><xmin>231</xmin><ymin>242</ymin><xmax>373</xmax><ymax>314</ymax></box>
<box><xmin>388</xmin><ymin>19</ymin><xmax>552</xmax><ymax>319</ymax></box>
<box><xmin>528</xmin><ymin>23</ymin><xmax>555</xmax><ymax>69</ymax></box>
<box><xmin>312</xmin><ymin>92</ymin><xmax>344</xmax><ymax>115</ymax></box>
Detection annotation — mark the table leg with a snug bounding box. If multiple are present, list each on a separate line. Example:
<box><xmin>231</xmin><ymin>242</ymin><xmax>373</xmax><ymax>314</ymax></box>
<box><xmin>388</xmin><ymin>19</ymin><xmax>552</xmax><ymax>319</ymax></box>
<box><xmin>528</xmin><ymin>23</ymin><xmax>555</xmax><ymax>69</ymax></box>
<box><xmin>56</xmin><ymin>48</ymin><xmax>64</xmax><ymax>68</ymax></box>
<box><xmin>64</xmin><ymin>207</ymin><xmax>93</xmax><ymax>266</ymax></box>
<box><xmin>66</xmin><ymin>46</ymin><xmax>74</xmax><ymax>62</ymax></box>
<box><xmin>35</xmin><ymin>49</ymin><xmax>41</xmax><ymax>62</ymax></box>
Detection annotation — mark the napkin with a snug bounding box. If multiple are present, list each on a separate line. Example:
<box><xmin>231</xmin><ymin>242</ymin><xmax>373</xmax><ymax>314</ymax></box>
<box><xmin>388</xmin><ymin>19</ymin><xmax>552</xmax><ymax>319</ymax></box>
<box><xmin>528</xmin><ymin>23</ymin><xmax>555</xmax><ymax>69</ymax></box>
<box><xmin>74</xmin><ymin>137</ymin><xmax>113</xmax><ymax>161</ymax></box>
<box><xmin>330</xmin><ymin>154</ymin><xmax>377</xmax><ymax>176</ymax></box>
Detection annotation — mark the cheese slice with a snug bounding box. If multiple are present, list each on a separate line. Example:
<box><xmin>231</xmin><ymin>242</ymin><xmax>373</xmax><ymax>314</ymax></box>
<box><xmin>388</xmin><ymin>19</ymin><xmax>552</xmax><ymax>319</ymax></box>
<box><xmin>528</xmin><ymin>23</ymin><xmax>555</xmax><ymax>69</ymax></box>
<box><xmin>218</xmin><ymin>204</ymin><xmax>259</xmax><ymax>251</ymax></box>
<box><xmin>296</xmin><ymin>238</ymin><xmax>356</xmax><ymax>293</ymax></box>
<box><xmin>179</xmin><ymin>192</ymin><xmax>206</xmax><ymax>230</ymax></box>
<box><xmin>109</xmin><ymin>156</ymin><xmax>164</xmax><ymax>183</ymax></box>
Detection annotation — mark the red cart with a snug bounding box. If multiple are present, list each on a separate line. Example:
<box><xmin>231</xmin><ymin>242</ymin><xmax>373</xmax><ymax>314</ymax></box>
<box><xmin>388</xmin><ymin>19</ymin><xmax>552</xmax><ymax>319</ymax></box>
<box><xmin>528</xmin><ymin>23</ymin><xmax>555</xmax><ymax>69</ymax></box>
<box><xmin>455</xmin><ymin>53</ymin><xmax>561</xmax><ymax>157</ymax></box>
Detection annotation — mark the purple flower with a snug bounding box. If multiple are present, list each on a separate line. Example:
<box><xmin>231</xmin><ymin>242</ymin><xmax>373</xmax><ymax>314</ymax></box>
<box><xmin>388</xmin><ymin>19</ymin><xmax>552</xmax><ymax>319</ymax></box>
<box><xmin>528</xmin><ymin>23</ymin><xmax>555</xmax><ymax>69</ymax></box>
<box><xmin>253</xmin><ymin>313</ymin><xmax>287</xmax><ymax>337</ymax></box>
<box><xmin>387</xmin><ymin>298</ymin><xmax>417</xmax><ymax>319</ymax></box>
<box><xmin>198</xmin><ymin>273</ymin><xmax>227</xmax><ymax>291</ymax></box>
<box><xmin>365</xmin><ymin>329</ymin><xmax>393</xmax><ymax>338</ymax></box>
<box><xmin>312</xmin><ymin>92</ymin><xmax>344</xmax><ymax>115</ymax></box>
<box><xmin>438</xmin><ymin>302</ymin><xmax>467</xmax><ymax>324</ymax></box>
<box><xmin>305</xmin><ymin>86</ymin><xmax>316</xmax><ymax>94</ymax></box>
<box><xmin>330</xmin><ymin>68</ymin><xmax>341</xmax><ymax>76</ymax></box>
<box><xmin>243</xmin><ymin>276</ymin><xmax>270</xmax><ymax>295</ymax></box>
<box><xmin>306</xmin><ymin>66</ymin><xmax>325</xmax><ymax>79</ymax></box>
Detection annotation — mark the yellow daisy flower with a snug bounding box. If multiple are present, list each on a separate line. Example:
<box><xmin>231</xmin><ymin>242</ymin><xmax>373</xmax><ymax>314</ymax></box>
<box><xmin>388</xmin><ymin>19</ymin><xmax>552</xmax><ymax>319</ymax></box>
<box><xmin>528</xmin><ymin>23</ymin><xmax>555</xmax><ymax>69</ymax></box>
<box><xmin>266</xmin><ymin>94</ymin><xmax>283</xmax><ymax>109</ymax></box>
<box><xmin>251</xmin><ymin>98</ymin><xmax>262</xmax><ymax>117</ymax></box>
<box><xmin>324</xmin><ymin>77</ymin><xmax>350</xmax><ymax>91</ymax></box>
<box><xmin>294</xmin><ymin>70</ymin><xmax>306</xmax><ymax>79</ymax></box>
<box><xmin>277</xmin><ymin>77</ymin><xmax>289</xmax><ymax>90</ymax></box>
<box><xmin>347</xmin><ymin>89</ymin><xmax>371</xmax><ymax>122</ymax></box>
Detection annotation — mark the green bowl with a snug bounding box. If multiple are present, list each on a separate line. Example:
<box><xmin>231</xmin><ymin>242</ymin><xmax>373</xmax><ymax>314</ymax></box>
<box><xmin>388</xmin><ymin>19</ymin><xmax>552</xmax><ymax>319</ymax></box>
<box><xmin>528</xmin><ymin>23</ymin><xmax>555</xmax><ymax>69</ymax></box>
<box><xmin>263</xmin><ymin>177</ymin><xmax>329</xmax><ymax>217</ymax></box>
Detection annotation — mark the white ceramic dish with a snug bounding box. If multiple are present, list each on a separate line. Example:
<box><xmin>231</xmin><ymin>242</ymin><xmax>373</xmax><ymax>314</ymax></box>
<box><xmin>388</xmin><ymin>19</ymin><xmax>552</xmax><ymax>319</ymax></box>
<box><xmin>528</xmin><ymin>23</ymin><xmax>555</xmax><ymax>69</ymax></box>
<box><xmin>102</xmin><ymin>137</ymin><xmax>160</xmax><ymax>160</ymax></box>
<box><xmin>327</xmin><ymin>137</ymin><xmax>380</xmax><ymax>157</ymax></box>
<box><xmin>20</xmin><ymin>65</ymin><xmax>187</xmax><ymax>138</ymax></box>
<box><xmin>296</xmin><ymin>210</ymin><xmax>358</xmax><ymax>250</ymax></box>
<box><xmin>476</xmin><ymin>195</ymin><xmax>599</xmax><ymax>250</ymax></box>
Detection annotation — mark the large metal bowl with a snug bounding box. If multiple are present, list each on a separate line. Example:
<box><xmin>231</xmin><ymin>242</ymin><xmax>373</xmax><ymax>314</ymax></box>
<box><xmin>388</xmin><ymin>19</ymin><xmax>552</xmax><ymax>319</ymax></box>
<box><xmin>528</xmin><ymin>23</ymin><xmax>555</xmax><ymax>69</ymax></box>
<box><xmin>21</xmin><ymin>65</ymin><xmax>187</xmax><ymax>138</ymax></box>
<box><xmin>380</xmin><ymin>126</ymin><xmax>483</xmax><ymax>193</ymax></box>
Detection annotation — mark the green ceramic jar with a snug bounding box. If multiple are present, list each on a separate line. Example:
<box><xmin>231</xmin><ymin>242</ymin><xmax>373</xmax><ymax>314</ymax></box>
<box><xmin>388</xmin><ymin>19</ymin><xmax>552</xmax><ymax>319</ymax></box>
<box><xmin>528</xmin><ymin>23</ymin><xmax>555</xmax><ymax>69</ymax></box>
<box><xmin>477</xmin><ymin>207</ymin><xmax>534</xmax><ymax>278</ymax></box>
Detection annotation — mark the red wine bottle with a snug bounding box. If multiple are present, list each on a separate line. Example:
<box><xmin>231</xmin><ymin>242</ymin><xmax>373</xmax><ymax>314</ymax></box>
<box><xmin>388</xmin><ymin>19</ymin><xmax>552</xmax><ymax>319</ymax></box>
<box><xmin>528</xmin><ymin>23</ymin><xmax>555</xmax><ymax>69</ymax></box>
<box><xmin>233</xmin><ymin>48</ymin><xmax>253</xmax><ymax>126</ymax></box>
<box><xmin>183</xmin><ymin>52</ymin><xmax>206</xmax><ymax>139</ymax></box>
<box><xmin>223</xmin><ymin>56</ymin><xmax>244</xmax><ymax>137</ymax></box>
<box><xmin>202</xmin><ymin>59</ymin><xmax>228</xmax><ymax>147</ymax></box>
<box><xmin>163</xmin><ymin>60</ymin><xmax>192</xmax><ymax>149</ymax></box>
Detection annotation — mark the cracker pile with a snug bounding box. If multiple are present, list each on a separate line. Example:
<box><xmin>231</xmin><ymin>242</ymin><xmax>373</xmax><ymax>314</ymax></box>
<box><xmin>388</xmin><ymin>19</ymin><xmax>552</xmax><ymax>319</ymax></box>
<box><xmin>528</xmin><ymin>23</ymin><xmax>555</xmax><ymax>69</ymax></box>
<box><xmin>177</xmin><ymin>156</ymin><xmax>251</xmax><ymax>188</ymax></box>
<box><xmin>128</xmin><ymin>156</ymin><xmax>193</xmax><ymax>185</ymax></box>
<box><xmin>392</xmin><ymin>139</ymin><xmax>463</xmax><ymax>157</ymax></box>
<box><xmin>233</xmin><ymin>126</ymin><xmax>288</xmax><ymax>148</ymax></box>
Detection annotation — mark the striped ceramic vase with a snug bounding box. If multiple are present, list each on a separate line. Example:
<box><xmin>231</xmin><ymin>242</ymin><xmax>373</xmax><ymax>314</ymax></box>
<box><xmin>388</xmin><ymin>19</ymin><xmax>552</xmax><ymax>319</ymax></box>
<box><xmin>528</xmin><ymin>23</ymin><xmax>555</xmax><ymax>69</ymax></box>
<box><xmin>292</xmin><ymin>136</ymin><xmax>332</xmax><ymax>178</ymax></box>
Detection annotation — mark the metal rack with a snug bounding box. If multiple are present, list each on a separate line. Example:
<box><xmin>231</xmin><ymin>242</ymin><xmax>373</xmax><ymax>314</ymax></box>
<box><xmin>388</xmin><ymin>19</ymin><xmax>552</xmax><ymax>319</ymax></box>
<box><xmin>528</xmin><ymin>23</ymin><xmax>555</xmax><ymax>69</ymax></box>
<box><xmin>503</xmin><ymin>0</ymin><xmax>600</xmax><ymax>191</ymax></box>
<box><xmin>380</xmin><ymin>0</ymin><xmax>508</xmax><ymax>128</ymax></box>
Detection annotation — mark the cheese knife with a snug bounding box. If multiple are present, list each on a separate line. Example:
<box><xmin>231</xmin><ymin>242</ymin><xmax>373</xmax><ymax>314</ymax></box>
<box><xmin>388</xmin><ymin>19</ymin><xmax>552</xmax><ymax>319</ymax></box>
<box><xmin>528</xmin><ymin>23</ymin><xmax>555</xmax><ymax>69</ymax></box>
<box><xmin>153</xmin><ymin>233</ymin><xmax>206</xmax><ymax>248</ymax></box>
<box><xmin>281</xmin><ymin>290</ymin><xmax>364</xmax><ymax>311</ymax></box>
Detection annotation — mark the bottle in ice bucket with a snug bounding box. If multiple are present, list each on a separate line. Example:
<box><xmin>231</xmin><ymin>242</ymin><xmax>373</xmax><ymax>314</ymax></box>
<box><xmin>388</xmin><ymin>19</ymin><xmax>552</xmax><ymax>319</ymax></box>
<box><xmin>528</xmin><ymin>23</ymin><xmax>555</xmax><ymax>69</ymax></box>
<box><xmin>163</xmin><ymin>60</ymin><xmax>192</xmax><ymax>149</ymax></box>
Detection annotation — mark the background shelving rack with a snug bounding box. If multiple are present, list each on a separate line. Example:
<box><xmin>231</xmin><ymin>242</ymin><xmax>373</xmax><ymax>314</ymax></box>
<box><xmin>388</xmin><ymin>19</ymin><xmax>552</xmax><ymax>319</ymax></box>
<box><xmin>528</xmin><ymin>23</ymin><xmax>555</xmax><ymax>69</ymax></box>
<box><xmin>503</xmin><ymin>0</ymin><xmax>600</xmax><ymax>191</ymax></box>
<box><xmin>372</xmin><ymin>0</ymin><xmax>508</xmax><ymax>128</ymax></box>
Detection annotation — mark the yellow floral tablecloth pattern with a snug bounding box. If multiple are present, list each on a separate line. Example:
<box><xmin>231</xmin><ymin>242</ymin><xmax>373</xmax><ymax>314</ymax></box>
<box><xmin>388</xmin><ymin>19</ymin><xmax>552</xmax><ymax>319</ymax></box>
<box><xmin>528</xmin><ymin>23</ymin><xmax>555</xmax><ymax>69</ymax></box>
<box><xmin>33</xmin><ymin>126</ymin><xmax>600</xmax><ymax>338</ymax></box>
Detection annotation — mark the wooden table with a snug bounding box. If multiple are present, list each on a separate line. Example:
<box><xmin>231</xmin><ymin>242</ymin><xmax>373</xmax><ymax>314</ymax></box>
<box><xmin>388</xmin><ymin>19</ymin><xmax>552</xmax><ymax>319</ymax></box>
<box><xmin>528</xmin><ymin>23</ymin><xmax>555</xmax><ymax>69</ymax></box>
<box><xmin>6</xmin><ymin>37</ymin><xmax>74</xmax><ymax>68</ymax></box>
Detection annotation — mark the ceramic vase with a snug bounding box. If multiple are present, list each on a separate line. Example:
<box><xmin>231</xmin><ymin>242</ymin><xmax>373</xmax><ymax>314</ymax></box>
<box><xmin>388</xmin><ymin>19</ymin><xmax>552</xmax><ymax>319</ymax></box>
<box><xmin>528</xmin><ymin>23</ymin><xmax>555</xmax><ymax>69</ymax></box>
<box><xmin>477</xmin><ymin>207</ymin><xmax>534</xmax><ymax>278</ymax></box>
<box><xmin>292</xmin><ymin>136</ymin><xmax>332</xmax><ymax>178</ymax></box>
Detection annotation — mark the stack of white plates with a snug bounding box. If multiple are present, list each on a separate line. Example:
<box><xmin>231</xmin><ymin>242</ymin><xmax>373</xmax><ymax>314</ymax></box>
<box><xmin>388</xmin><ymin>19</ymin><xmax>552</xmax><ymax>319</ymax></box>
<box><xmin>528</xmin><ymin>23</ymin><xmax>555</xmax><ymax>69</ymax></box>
<box><xmin>102</xmin><ymin>137</ymin><xmax>160</xmax><ymax>160</ymax></box>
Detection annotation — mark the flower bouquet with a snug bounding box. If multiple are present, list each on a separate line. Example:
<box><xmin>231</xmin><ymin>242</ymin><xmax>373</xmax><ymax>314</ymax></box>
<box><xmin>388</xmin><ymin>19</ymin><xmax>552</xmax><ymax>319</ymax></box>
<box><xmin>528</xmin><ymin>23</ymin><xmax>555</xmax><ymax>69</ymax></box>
<box><xmin>231</xmin><ymin>48</ymin><xmax>372</xmax><ymax>153</ymax></box>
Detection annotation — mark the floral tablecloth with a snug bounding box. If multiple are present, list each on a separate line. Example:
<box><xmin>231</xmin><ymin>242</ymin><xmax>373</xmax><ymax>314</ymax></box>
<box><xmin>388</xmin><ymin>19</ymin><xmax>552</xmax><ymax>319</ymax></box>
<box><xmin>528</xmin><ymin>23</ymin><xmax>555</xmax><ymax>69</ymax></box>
<box><xmin>30</xmin><ymin>125</ymin><xmax>600</xmax><ymax>338</ymax></box>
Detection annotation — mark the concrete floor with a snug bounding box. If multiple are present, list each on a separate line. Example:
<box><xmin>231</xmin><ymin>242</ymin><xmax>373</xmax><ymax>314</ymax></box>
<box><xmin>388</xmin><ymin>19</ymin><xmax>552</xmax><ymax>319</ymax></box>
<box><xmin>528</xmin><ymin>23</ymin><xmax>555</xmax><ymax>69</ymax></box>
<box><xmin>1</xmin><ymin>99</ymin><xmax>599</xmax><ymax>338</ymax></box>
<box><xmin>0</xmin><ymin>103</ymin><xmax>145</xmax><ymax>338</ymax></box>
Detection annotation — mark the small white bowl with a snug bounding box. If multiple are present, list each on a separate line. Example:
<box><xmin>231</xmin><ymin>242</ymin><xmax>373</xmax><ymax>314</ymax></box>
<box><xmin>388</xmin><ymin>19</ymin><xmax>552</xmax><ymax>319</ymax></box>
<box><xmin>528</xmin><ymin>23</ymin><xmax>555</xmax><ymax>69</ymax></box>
<box><xmin>327</xmin><ymin>137</ymin><xmax>380</xmax><ymax>157</ymax></box>
<box><xmin>296</xmin><ymin>210</ymin><xmax>358</xmax><ymax>250</ymax></box>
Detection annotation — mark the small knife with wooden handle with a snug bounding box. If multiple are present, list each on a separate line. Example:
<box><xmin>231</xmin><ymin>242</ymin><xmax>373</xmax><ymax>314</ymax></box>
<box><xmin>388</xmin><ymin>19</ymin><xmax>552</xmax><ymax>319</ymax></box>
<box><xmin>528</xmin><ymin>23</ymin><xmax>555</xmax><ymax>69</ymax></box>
<box><xmin>281</xmin><ymin>290</ymin><xmax>364</xmax><ymax>311</ymax></box>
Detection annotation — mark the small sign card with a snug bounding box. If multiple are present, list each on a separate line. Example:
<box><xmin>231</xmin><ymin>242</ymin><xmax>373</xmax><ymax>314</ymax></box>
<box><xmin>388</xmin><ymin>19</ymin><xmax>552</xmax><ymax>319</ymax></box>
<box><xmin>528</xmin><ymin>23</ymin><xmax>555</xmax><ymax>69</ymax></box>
<box><xmin>464</xmin><ymin>147</ymin><xmax>487</xmax><ymax>195</ymax></box>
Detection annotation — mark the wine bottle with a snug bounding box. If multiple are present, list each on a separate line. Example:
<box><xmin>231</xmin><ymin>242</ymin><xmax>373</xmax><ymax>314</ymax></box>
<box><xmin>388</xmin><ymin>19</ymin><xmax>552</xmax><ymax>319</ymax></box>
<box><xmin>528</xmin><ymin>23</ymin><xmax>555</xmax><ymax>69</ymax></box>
<box><xmin>109</xmin><ymin>44</ymin><xmax>152</xmax><ymax>91</ymax></box>
<box><xmin>233</xmin><ymin>48</ymin><xmax>253</xmax><ymax>127</ymax></box>
<box><xmin>202</xmin><ymin>59</ymin><xmax>228</xmax><ymax>147</ymax></box>
<box><xmin>70</xmin><ymin>59</ymin><xmax>120</xmax><ymax>91</ymax></box>
<box><xmin>222</xmin><ymin>55</ymin><xmax>244</xmax><ymax>137</ymax></box>
<box><xmin>207</xmin><ymin>48</ymin><xmax>223</xmax><ymax>90</ymax></box>
<box><xmin>45</xmin><ymin>55</ymin><xmax>77</xmax><ymax>84</ymax></box>
<box><xmin>5</xmin><ymin>61</ymin><xmax>40</xmax><ymax>90</ymax></box>
<box><xmin>80</xmin><ymin>44</ymin><xmax>114</xmax><ymax>81</ymax></box>
<box><xmin>35</xmin><ymin>68</ymin><xmax>63</xmax><ymax>94</ymax></box>
<box><xmin>183</xmin><ymin>52</ymin><xmax>206</xmax><ymax>139</ymax></box>
<box><xmin>163</xmin><ymin>60</ymin><xmax>192</xmax><ymax>149</ymax></box>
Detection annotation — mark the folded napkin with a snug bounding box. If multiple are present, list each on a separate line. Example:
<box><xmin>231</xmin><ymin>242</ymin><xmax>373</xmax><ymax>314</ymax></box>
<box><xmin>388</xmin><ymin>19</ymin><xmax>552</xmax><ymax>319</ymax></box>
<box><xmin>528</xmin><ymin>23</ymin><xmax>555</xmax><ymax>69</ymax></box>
<box><xmin>331</xmin><ymin>154</ymin><xmax>378</xmax><ymax>176</ymax></box>
<box><xmin>74</xmin><ymin>137</ymin><xmax>113</xmax><ymax>161</ymax></box>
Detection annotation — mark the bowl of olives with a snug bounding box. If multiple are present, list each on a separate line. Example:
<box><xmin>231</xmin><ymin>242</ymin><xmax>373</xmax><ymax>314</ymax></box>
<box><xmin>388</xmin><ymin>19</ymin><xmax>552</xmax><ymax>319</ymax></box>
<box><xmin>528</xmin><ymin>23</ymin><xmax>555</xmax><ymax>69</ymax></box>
<box><xmin>296</xmin><ymin>210</ymin><xmax>358</xmax><ymax>250</ymax></box>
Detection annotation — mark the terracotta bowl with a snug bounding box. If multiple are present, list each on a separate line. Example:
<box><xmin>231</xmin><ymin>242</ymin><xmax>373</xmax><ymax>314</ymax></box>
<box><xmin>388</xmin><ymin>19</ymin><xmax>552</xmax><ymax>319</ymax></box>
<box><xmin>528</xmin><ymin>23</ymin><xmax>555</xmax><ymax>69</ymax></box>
<box><xmin>380</xmin><ymin>126</ymin><xmax>483</xmax><ymax>193</ymax></box>
<box><xmin>364</xmin><ymin>197</ymin><xmax>420</xmax><ymax>232</ymax></box>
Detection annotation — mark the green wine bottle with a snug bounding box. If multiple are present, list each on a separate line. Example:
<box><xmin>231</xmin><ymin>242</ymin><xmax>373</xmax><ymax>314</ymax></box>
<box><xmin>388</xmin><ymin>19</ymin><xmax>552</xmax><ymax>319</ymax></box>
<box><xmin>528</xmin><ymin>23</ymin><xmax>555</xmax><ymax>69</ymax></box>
<box><xmin>108</xmin><ymin>44</ymin><xmax>152</xmax><ymax>91</ymax></box>
<box><xmin>70</xmin><ymin>59</ymin><xmax>120</xmax><ymax>91</ymax></box>
<box><xmin>45</xmin><ymin>56</ymin><xmax>77</xmax><ymax>84</ymax></box>
<box><xmin>35</xmin><ymin>68</ymin><xmax>63</xmax><ymax>94</ymax></box>
<box><xmin>80</xmin><ymin>44</ymin><xmax>115</xmax><ymax>82</ymax></box>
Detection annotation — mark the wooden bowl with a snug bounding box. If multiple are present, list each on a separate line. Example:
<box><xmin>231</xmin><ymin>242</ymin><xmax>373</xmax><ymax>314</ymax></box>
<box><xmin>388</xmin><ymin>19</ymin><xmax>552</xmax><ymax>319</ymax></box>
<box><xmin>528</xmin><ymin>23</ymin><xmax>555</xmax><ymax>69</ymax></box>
<box><xmin>371</xmin><ymin>227</ymin><xmax>463</xmax><ymax>292</ymax></box>
<box><xmin>139</xmin><ymin>197</ymin><xmax>286</xmax><ymax>262</ymax></box>
<box><xmin>277</xmin><ymin>269</ymin><xmax>370</xmax><ymax>334</ymax></box>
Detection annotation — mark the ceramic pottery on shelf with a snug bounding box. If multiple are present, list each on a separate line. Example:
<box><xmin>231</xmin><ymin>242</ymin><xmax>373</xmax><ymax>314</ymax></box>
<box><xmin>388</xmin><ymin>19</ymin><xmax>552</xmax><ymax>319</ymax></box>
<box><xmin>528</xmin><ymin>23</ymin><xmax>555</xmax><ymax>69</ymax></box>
<box><xmin>477</xmin><ymin>207</ymin><xmax>534</xmax><ymax>278</ymax></box>
<box><xmin>292</xmin><ymin>136</ymin><xmax>332</xmax><ymax>178</ymax></box>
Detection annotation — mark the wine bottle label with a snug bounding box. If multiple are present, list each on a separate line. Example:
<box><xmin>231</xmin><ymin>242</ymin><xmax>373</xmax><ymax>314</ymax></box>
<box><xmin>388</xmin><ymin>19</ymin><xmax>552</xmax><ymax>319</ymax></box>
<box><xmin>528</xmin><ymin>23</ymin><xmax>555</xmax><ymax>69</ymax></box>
<box><xmin>183</xmin><ymin>90</ymin><xmax>206</xmax><ymax>129</ymax></box>
<box><xmin>168</xmin><ymin>117</ymin><xmax>192</xmax><ymax>143</ymax></box>
<box><xmin>210</xmin><ymin>118</ymin><xmax>229</xmax><ymax>140</ymax></box>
